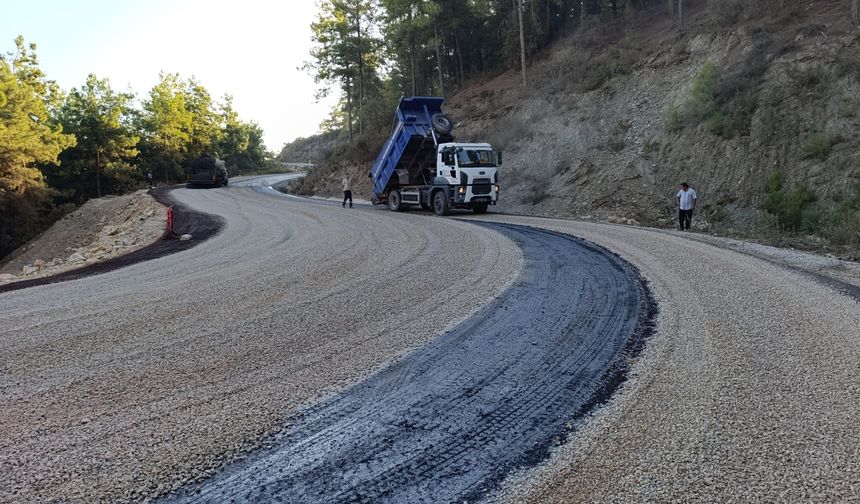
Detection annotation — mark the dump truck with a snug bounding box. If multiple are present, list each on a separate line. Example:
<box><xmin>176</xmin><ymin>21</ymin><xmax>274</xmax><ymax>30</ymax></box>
<box><xmin>186</xmin><ymin>154</ymin><xmax>228</xmax><ymax>188</ymax></box>
<box><xmin>369</xmin><ymin>96</ymin><xmax>501</xmax><ymax>215</ymax></box>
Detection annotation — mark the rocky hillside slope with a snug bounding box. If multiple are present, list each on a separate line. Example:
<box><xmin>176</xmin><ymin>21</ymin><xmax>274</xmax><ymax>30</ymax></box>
<box><xmin>281</xmin><ymin>1</ymin><xmax>860</xmax><ymax>252</ymax></box>
<box><xmin>449</xmin><ymin>1</ymin><xmax>859</xmax><ymax>226</ymax></box>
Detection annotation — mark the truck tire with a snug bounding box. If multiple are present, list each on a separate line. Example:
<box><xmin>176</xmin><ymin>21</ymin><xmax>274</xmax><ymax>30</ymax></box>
<box><xmin>433</xmin><ymin>190</ymin><xmax>449</xmax><ymax>216</ymax></box>
<box><xmin>388</xmin><ymin>190</ymin><xmax>403</xmax><ymax>212</ymax></box>
<box><xmin>472</xmin><ymin>203</ymin><xmax>488</xmax><ymax>214</ymax></box>
<box><xmin>431</xmin><ymin>113</ymin><xmax>453</xmax><ymax>134</ymax></box>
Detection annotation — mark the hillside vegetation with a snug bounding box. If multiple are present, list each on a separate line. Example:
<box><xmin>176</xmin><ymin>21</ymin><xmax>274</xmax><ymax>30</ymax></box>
<box><xmin>285</xmin><ymin>0</ymin><xmax>860</xmax><ymax>257</ymax></box>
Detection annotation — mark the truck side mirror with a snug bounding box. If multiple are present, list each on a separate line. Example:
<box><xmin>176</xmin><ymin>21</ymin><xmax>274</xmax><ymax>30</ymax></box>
<box><xmin>496</xmin><ymin>151</ymin><xmax>503</xmax><ymax>165</ymax></box>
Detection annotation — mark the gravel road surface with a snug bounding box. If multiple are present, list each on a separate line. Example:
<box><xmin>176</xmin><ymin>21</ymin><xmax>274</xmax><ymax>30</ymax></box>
<box><xmin>0</xmin><ymin>176</ymin><xmax>520</xmax><ymax>503</ymax></box>
<box><xmin>461</xmin><ymin>215</ymin><xmax>860</xmax><ymax>504</ymax></box>
<box><xmin>4</xmin><ymin>176</ymin><xmax>858</xmax><ymax>503</ymax></box>
<box><xmin>160</xmin><ymin>223</ymin><xmax>654</xmax><ymax>503</ymax></box>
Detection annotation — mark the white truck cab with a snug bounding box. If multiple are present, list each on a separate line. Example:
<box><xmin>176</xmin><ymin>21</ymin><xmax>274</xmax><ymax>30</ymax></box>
<box><xmin>434</xmin><ymin>143</ymin><xmax>500</xmax><ymax>213</ymax></box>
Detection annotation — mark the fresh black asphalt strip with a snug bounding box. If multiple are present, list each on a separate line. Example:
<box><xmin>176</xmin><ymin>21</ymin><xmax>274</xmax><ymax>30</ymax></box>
<box><xmin>161</xmin><ymin>222</ymin><xmax>657</xmax><ymax>504</ymax></box>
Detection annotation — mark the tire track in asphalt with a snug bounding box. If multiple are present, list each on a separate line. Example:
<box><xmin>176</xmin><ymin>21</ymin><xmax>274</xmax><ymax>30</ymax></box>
<box><xmin>162</xmin><ymin>223</ymin><xmax>657</xmax><ymax>504</ymax></box>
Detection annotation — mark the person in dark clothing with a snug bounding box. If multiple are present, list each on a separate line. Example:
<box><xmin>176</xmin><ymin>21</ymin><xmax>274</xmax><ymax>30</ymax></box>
<box><xmin>146</xmin><ymin>170</ymin><xmax>154</xmax><ymax>189</ymax></box>
<box><xmin>676</xmin><ymin>182</ymin><xmax>697</xmax><ymax>231</ymax></box>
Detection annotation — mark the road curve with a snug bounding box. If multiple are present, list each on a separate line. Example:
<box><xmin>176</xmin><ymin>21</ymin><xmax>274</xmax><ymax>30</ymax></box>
<box><xmin>0</xmin><ymin>176</ymin><xmax>521</xmax><ymax>503</ymax></box>
<box><xmin>160</xmin><ymin>222</ymin><xmax>654</xmax><ymax>503</ymax></box>
<box><xmin>462</xmin><ymin>214</ymin><xmax>860</xmax><ymax>504</ymax></box>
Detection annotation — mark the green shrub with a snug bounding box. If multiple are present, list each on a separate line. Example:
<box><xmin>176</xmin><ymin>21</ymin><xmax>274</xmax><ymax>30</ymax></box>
<box><xmin>710</xmin><ymin>204</ymin><xmax>730</xmax><ymax>224</ymax></box>
<box><xmin>837</xmin><ymin>96</ymin><xmax>858</xmax><ymax>118</ymax></box>
<box><xmin>800</xmin><ymin>133</ymin><xmax>833</xmax><ymax>160</ymax></box>
<box><xmin>663</xmin><ymin>61</ymin><xmax>753</xmax><ymax>139</ymax></box>
<box><xmin>686</xmin><ymin>62</ymin><xmax>721</xmax><ymax>120</ymax></box>
<box><xmin>580</xmin><ymin>46</ymin><xmax>641</xmax><ymax>91</ymax></box>
<box><xmin>705</xmin><ymin>111</ymin><xmax>732</xmax><ymax>137</ymax></box>
<box><xmin>663</xmin><ymin>105</ymin><xmax>683</xmax><ymax>132</ymax></box>
<box><xmin>762</xmin><ymin>172</ymin><xmax>819</xmax><ymax>231</ymax></box>
<box><xmin>823</xmin><ymin>183</ymin><xmax>860</xmax><ymax>247</ymax></box>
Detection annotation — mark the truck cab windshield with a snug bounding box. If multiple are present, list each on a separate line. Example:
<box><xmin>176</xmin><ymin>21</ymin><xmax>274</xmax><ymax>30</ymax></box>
<box><xmin>456</xmin><ymin>149</ymin><xmax>497</xmax><ymax>168</ymax></box>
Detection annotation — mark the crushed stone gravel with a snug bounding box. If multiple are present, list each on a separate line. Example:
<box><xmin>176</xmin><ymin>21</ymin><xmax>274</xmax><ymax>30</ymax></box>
<box><xmin>0</xmin><ymin>181</ymin><xmax>521</xmax><ymax>503</ymax></box>
<box><xmin>0</xmin><ymin>190</ymin><xmax>166</xmax><ymax>285</ymax></box>
<box><xmin>459</xmin><ymin>214</ymin><xmax>860</xmax><ymax>504</ymax></box>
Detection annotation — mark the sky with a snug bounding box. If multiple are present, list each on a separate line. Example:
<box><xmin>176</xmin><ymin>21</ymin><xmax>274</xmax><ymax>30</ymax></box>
<box><xmin>3</xmin><ymin>0</ymin><xmax>339</xmax><ymax>152</ymax></box>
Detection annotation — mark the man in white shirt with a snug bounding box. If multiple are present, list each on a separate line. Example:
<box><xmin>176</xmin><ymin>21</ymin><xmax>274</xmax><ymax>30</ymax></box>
<box><xmin>676</xmin><ymin>182</ymin><xmax>697</xmax><ymax>231</ymax></box>
<box><xmin>342</xmin><ymin>172</ymin><xmax>353</xmax><ymax>208</ymax></box>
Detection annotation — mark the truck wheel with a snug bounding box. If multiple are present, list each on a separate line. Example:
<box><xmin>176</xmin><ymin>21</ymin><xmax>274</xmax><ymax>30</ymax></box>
<box><xmin>472</xmin><ymin>203</ymin><xmax>488</xmax><ymax>214</ymax></box>
<box><xmin>388</xmin><ymin>190</ymin><xmax>403</xmax><ymax>212</ymax></box>
<box><xmin>431</xmin><ymin>113</ymin><xmax>453</xmax><ymax>134</ymax></box>
<box><xmin>433</xmin><ymin>190</ymin><xmax>449</xmax><ymax>216</ymax></box>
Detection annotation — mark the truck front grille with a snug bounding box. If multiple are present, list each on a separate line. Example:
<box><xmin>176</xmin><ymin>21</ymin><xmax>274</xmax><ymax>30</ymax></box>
<box><xmin>472</xmin><ymin>178</ymin><xmax>492</xmax><ymax>195</ymax></box>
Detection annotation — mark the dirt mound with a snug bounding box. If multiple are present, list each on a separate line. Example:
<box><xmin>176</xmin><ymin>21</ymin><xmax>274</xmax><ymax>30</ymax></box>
<box><xmin>0</xmin><ymin>190</ymin><xmax>167</xmax><ymax>284</ymax></box>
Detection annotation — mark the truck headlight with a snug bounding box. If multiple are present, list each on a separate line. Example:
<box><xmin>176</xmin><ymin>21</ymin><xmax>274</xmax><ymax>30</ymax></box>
<box><xmin>458</xmin><ymin>187</ymin><xmax>466</xmax><ymax>194</ymax></box>
<box><xmin>495</xmin><ymin>185</ymin><xmax>500</xmax><ymax>193</ymax></box>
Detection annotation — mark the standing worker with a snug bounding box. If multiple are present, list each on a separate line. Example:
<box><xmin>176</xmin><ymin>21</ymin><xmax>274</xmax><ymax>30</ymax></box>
<box><xmin>342</xmin><ymin>171</ymin><xmax>353</xmax><ymax>208</ymax></box>
<box><xmin>146</xmin><ymin>170</ymin><xmax>154</xmax><ymax>189</ymax></box>
<box><xmin>676</xmin><ymin>182</ymin><xmax>697</xmax><ymax>231</ymax></box>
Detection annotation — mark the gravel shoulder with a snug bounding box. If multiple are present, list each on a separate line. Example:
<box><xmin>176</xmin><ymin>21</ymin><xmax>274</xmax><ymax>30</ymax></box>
<box><xmin>0</xmin><ymin>182</ymin><xmax>521</xmax><ymax>503</ymax></box>
<box><xmin>460</xmin><ymin>214</ymin><xmax>860</xmax><ymax>503</ymax></box>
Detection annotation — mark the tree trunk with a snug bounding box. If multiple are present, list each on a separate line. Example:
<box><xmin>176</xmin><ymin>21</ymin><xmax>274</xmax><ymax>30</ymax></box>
<box><xmin>356</xmin><ymin>11</ymin><xmax>364</xmax><ymax>136</ymax></box>
<box><xmin>410</xmin><ymin>42</ymin><xmax>417</xmax><ymax>96</ymax></box>
<box><xmin>667</xmin><ymin>0</ymin><xmax>673</xmax><ymax>20</ymax></box>
<box><xmin>434</xmin><ymin>21</ymin><xmax>445</xmax><ymax>96</ymax></box>
<box><xmin>346</xmin><ymin>75</ymin><xmax>353</xmax><ymax>141</ymax></box>
<box><xmin>678</xmin><ymin>0</ymin><xmax>684</xmax><ymax>27</ymax></box>
<box><xmin>853</xmin><ymin>0</ymin><xmax>860</xmax><ymax>22</ymax></box>
<box><xmin>518</xmin><ymin>0</ymin><xmax>527</xmax><ymax>89</ymax></box>
<box><xmin>96</xmin><ymin>149</ymin><xmax>102</xmax><ymax>198</ymax></box>
<box><xmin>455</xmin><ymin>31</ymin><xmax>465</xmax><ymax>88</ymax></box>
<box><xmin>546</xmin><ymin>0</ymin><xmax>552</xmax><ymax>43</ymax></box>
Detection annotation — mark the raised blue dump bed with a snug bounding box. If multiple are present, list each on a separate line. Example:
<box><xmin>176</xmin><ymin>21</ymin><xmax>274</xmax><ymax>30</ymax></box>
<box><xmin>370</xmin><ymin>96</ymin><xmax>449</xmax><ymax>201</ymax></box>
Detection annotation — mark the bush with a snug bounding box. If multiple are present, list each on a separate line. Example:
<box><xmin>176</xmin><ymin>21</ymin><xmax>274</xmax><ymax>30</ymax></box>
<box><xmin>580</xmin><ymin>46</ymin><xmax>641</xmax><ymax>92</ymax></box>
<box><xmin>663</xmin><ymin>61</ymin><xmax>748</xmax><ymax>139</ymax></box>
<box><xmin>663</xmin><ymin>105</ymin><xmax>683</xmax><ymax>133</ymax></box>
<box><xmin>821</xmin><ymin>183</ymin><xmax>860</xmax><ymax>247</ymax></box>
<box><xmin>837</xmin><ymin>96</ymin><xmax>858</xmax><ymax>118</ymax></box>
<box><xmin>761</xmin><ymin>172</ymin><xmax>819</xmax><ymax>231</ymax></box>
<box><xmin>664</xmin><ymin>44</ymin><xmax>771</xmax><ymax>139</ymax></box>
<box><xmin>800</xmin><ymin>133</ymin><xmax>833</xmax><ymax>160</ymax></box>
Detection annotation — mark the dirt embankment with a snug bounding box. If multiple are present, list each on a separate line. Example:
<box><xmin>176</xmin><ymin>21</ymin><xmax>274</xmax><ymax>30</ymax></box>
<box><xmin>446</xmin><ymin>1</ymin><xmax>860</xmax><ymax>226</ymax></box>
<box><xmin>0</xmin><ymin>190</ymin><xmax>167</xmax><ymax>285</ymax></box>
<box><xmin>283</xmin><ymin>1</ymin><xmax>860</xmax><ymax>256</ymax></box>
